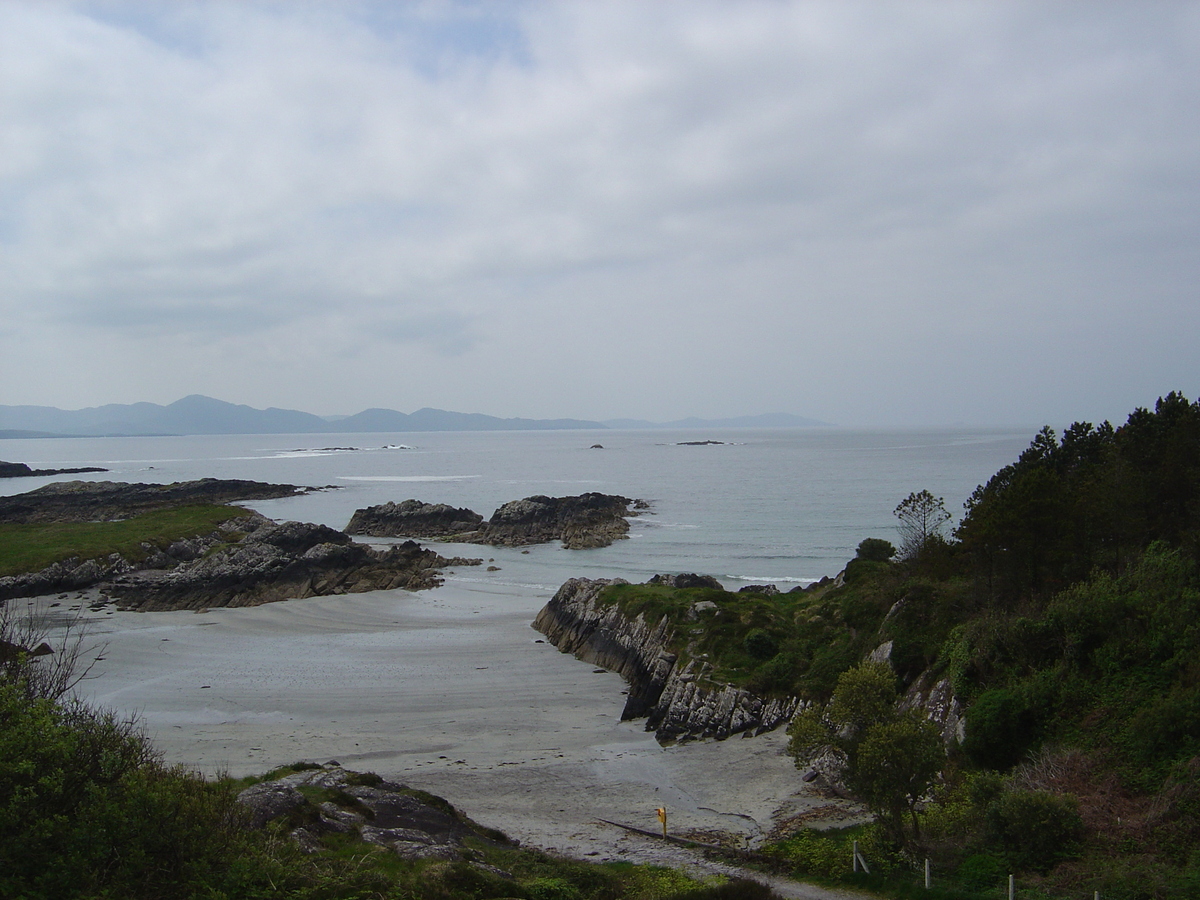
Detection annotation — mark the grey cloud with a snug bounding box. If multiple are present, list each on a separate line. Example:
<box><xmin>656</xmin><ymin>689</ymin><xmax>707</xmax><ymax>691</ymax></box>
<box><xmin>0</xmin><ymin>1</ymin><xmax>1196</xmax><ymax>423</ymax></box>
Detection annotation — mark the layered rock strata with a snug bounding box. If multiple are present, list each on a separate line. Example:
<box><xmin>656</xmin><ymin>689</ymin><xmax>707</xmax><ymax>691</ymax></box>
<box><xmin>347</xmin><ymin>493</ymin><xmax>648</xmax><ymax>550</ymax></box>
<box><xmin>533</xmin><ymin>576</ymin><xmax>799</xmax><ymax>743</ymax></box>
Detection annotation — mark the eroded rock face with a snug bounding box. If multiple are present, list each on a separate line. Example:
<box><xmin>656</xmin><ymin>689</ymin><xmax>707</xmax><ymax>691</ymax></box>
<box><xmin>533</xmin><ymin>577</ymin><xmax>798</xmax><ymax>743</ymax></box>
<box><xmin>237</xmin><ymin>765</ymin><xmax>504</xmax><ymax>862</ymax></box>
<box><xmin>346</xmin><ymin>500</ymin><xmax>485</xmax><ymax>539</ymax></box>
<box><xmin>346</xmin><ymin>493</ymin><xmax>648</xmax><ymax>550</ymax></box>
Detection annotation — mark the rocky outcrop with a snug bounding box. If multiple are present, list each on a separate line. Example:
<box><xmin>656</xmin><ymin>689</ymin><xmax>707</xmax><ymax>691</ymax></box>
<box><xmin>0</xmin><ymin>478</ymin><xmax>322</xmax><ymax>525</ymax></box>
<box><xmin>237</xmin><ymin>765</ymin><xmax>507</xmax><ymax>862</ymax></box>
<box><xmin>533</xmin><ymin>577</ymin><xmax>798</xmax><ymax>743</ymax></box>
<box><xmin>0</xmin><ymin>511</ymin><xmax>482</xmax><ymax>608</ymax></box>
<box><xmin>346</xmin><ymin>500</ymin><xmax>484</xmax><ymax>539</ymax></box>
<box><xmin>346</xmin><ymin>493</ymin><xmax>648</xmax><ymax>550</ymax></box>
<box><xmin>0</xmin><ymin>461</ymin><xmax>108</xmax><ymax>479</ymax></box>
<box><xmin>100</xmin><ymin>516</ymin><xmax>481</xmax><ymax>611</ymax></box>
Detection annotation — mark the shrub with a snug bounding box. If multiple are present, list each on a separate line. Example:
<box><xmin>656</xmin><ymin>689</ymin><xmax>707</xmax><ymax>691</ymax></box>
<box><xmin>985</xmin><ymin>789</ymin><xmax>1084</xmax><ymax>873</ymax></box>
<box><xmin>743</xmin><ymin>628</ymin><xmax>778</xmax><ymax>660</ymax></box>
<box><xmin>856</xmin><ymin>538</ymin><xmax>896</xmax><ymax>562</ymax></box>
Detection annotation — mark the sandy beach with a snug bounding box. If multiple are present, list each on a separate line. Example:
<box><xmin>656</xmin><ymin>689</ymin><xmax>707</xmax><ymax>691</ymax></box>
<box><xmin>42</xmin><ymin>572</ymin><xmax>862</xmax><ymax>877</ymax></box>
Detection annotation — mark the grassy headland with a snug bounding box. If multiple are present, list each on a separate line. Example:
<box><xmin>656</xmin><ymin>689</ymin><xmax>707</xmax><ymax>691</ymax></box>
<box><xmin>0</xmin><ymin>504</ymin><xmax>245</xmax><ymax>576</ymax></box>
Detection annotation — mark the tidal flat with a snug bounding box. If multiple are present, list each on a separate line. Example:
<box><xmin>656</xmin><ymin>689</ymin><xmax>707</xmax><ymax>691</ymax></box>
<box><xmin>60</xmin><ymin>575</ymin><xmax>858</xmax><ymax>870</ymax></box>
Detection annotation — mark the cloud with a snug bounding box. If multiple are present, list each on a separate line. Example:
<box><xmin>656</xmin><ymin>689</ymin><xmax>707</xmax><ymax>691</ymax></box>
<box><xmin>0</xmin><ymin>1</ymin><xmax>1197</xmax><ymax>424</ymax></box>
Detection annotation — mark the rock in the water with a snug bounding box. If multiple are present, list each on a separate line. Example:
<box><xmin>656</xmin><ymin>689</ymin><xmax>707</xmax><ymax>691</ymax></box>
<box><xmin>345</xmin><ymin>492</ymin><xmax>646</xmax><ymax>550</ymax></box>
<box><xmin>0</xmin><ymin>461</ymin><xmax>109</xmax><ymax>479</ymax></box>
<box><xmin>345</xmin><ymin>499</ymin><xmax>485</xmax><ymax>539</ymax></box>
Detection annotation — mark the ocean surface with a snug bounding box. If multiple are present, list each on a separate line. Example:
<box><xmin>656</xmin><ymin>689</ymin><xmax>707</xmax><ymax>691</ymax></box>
<box><xmin>1</xmin><ymin>426</ymin><xmax>1035</xmax><ymax>589</ymax></box>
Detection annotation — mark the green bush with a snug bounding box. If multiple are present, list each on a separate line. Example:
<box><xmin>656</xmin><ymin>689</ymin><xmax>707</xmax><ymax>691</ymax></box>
<box><xmin>962</xmin><ymin>687</ymin><xmax>1044</xmax><ymax>771</ymax></box>
<box><xmin>743</xmin><ymin>628</ymin><xmax>778</xmax><ymax>660</ymax></box>
<box><xmin>985</xmin><ymin>789</ymin><xmax>1084</xmax><ymax>873</ymax></box>
<box><xmin>956</xmin><ymin>853</ymin><xmax>1005</xmax><ymax>891</ymax></box>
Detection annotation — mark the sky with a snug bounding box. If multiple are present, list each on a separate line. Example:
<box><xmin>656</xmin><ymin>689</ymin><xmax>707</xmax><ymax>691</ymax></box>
<box><xmin>1</xmin><ymin>1</ymin><xmax>1197</xmax><ymax>427</ymax></box>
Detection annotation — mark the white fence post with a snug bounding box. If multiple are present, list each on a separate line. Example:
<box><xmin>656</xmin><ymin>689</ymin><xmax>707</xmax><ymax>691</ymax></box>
<box><xmin>924</xmin><ymin>858</ymin><xmax>930</xmax><ymax>888</ymax></box>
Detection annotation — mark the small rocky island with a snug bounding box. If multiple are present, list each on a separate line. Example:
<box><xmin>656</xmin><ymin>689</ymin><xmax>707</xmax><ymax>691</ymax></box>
<box><xmin>0</xmin><ymin>479</ymin><xmax>481</xmax><ymax>609</ymax></box>
<box><xmin>347</xmin><ymin>492</ymin><xmax>649</xmax><ymax>550</ymax></box>
<box><xmin>0</xmin><ymin>460</ymin><xmax>108</xmax><ymax>479</ymax></box>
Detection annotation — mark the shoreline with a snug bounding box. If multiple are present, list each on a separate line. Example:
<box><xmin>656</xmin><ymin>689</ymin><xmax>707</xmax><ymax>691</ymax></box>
<box><xmin>46</xmin><ymin>578</ymin><xmax>864</xmax><ymax>866</ymax></box>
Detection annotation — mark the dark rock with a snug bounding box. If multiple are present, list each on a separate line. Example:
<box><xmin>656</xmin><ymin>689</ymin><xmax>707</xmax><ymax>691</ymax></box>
<box><xmin>0</xmin><ymin>461</ymin><xmax>108</xmax><ymax>479</ymax></box>
<box><xmin>533</xmin><ymin>577</ymin><xmax>798</xmax><ymax>743</ymax></box>
<box><xmin>0</xmin><ymin>478</ymin><xmax>322</xmax><ymax>525</ymax></box>
<box><xmin>346</xmin><ymin>493</ymin><xmax>647</xmax><ymax>550</ymax></box>
<box><xmin>0</xmin><ymin>506</ymin><xmax>484</xmax><ymax>608</ymax></box>
<box><xmin>590</xmin><ymin>444</ymin><xmax>604</xmax><ymax>449</ymax></box>
<box><xmin>647</xmin><ymin>573</ymin><xmax>723</xmax><ymax>590</ymax></box>
<box><xmin>345</xmin><ymin>500</ymin><xmax>484</xmax><ymax>539</ymax></box>
<box><xmin>738</xmin><ymin>584</ymin><xmax>780</xmax><ymax>596</ymax></box>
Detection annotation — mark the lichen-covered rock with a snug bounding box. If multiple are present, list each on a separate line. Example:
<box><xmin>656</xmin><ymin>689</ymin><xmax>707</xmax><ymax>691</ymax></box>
<box><xmin>533</xmin><ymin>577</ymin><xmax>798</xmax><ymax>743</ymax></box>
<box><xmin>237</xmin><ymin>765</ymin><xmax>501</xmax><ymax>861</ymax></box>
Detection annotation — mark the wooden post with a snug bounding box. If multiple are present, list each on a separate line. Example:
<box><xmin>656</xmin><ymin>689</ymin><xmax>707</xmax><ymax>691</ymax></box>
<box><xmin>924</xmin><ymin>858</ymin><xmax>930</xmax><ymax>889</ymax></box>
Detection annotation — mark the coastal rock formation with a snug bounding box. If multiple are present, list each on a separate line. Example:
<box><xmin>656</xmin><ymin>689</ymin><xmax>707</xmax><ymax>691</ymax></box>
<box><xmin>346</xmin><ymin>500</ymin><xmax>485</xmax><ymax>539</ymax></box>
<box><xmin>533</xmin><ymin>577</ymin><xmax>798</xmax><ymax>743</ymax></box>
<box><xmin>0</xmin><ymin>478</ymin><xmax>483</xmax><ymax>607</ymax></box>
<box><xmin>347</xmin><ymin>493</ymin><xmax>648</xmax><ymax>550</ymax></box>
<box><xmin>238</xmin><ymin>765</ymin><xmax>505</xmax><ymax>861</ymax></box>
<box><xmin>0</xmin><ymin>478</ymin><xmax>320</xmax><ymax>525</ymax></box>
<box><xmin>0</xmin><ymin>461</ymin><xmax>108</xmax><ymax>479</ymax></box>
<box><xmin>101</xmin><ymin>515</ymin><xmax>481</xmax><ymax>611</ymax></box>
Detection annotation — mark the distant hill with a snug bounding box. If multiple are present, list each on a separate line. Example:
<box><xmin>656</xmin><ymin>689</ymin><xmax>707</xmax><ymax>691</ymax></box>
<box><xmin>603</xmin><ymin>413</ymin><xmax>831</xmax><ymax>429</ymax></box>
<box><xmin>0</xmin><ymin>396</ymin><xmax>606</xmax><ymax>437</ymax></box>
<box><xmin>0</xmin><ymin>396</ymin><xmax>829</xmax><ymax>437</ymax></box>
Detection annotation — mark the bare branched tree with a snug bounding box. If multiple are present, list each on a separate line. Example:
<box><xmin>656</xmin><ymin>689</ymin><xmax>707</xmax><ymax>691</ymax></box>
<box><xmin>0</xmin><ymin>598</ymin><xmax>106</xmax><ymax>702</ymax></box>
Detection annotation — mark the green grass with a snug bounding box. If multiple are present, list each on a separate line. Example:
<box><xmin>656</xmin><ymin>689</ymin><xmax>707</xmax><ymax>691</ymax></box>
<box><xmin>0</xmin><ymin>504</ymin><xmax>246</xmax><ymax>576</ymax></box>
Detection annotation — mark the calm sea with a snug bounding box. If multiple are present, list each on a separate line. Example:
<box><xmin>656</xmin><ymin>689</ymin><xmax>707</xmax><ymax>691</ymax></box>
<box><xmin>0</xmin><ymin>426</ymin><xmax>1033</xmax><ymax>590</ymax></box>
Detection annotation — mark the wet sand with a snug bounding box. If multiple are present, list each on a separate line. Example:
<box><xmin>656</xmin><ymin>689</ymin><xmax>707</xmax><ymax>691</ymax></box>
<box><xmin>53</xmin><ymin>577</ymin><xmax>860</xmax><ymax>869</ymax></box>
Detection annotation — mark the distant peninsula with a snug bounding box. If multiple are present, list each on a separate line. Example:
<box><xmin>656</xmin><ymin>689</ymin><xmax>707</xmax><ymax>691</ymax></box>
<box><xmin>0</xmin><ymin>395</ymin><xmax>831</xmax><ymax>438</ymax></box>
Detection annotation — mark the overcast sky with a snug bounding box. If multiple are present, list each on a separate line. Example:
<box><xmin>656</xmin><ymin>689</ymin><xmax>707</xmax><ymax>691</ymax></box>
<box><xmin>1</xmin><ymin>1</ymin><xmax>1197</xmax><ymax>427</ymax></box>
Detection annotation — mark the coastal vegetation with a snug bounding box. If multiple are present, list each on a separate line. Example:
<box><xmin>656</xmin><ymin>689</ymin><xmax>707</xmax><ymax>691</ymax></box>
<box><xmin>0</xmin><ymin>504</ymin><xmax>243</xmax><ymax>576</ymax></box>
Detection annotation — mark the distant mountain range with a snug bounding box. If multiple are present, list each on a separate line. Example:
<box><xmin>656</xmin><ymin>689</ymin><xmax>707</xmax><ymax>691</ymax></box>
<box><xmin>0</xmin><ymin>395</ymin><xmax>831</xmax><ymax>438</ymax></box>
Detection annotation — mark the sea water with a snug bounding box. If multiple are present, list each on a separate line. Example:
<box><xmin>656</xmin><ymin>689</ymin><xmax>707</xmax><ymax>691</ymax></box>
<box><xmin>0</xmin><ymin>426</ymin><xmax>1034</xmax><ymax>587</ymax></box>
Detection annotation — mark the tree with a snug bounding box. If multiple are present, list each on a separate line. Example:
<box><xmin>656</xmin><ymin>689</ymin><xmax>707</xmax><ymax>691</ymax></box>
<box><xmin>851</xmin><ymin>712</ymin><xmax>944</xmax><ymax>846</ymax></box>
<box><xmin>787</xmin><ymin>661</ymin><xmax>944</xmax><ymax>849</ymax></box>
<box><xmin>894</xmin><ymin>490</ymin><xmax>952</xmax><ymax>561</ymax></box>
